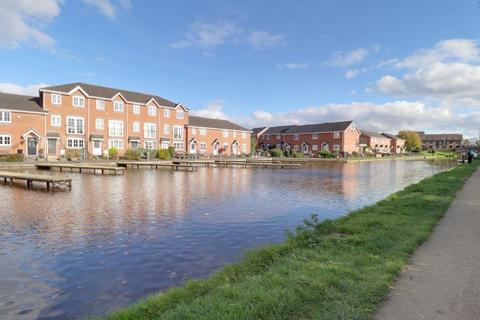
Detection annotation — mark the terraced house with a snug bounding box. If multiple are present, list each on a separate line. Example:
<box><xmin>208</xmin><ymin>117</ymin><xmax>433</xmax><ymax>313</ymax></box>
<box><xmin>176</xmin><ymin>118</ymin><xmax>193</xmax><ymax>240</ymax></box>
<box><xmin>39</xmin><ymin>82</ymin><xmax>189</xmax><ymax>158</ymax></box>
<box><xmin>186</xmin><ymin>116</ymin><xmax>251</xmax><ymax>156</ymax></box>
<box><xmin>254</xmin><ymin>121</ymin><xmax>361</xmax><ymax>155</ymax></box>
<box><xmin>359</xmin><ymin>131</ymin><xmax>392</xmax><ymax>154</ymax></box>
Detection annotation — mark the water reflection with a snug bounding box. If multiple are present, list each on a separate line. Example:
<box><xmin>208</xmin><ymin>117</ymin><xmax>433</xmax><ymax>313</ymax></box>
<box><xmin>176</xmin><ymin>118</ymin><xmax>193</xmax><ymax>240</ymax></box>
<box><xmin>0</xmin><ymin>160</ymin><xmax>455</xmax><ymax>319</ymax></box>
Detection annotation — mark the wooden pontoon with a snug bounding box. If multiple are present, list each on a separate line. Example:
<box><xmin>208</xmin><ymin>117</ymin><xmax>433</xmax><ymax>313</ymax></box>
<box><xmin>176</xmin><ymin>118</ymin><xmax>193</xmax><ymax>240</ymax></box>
<box><xmin>0</xmin><ymin>171</ymin><xmax>72</xmax><ymax>191</ymax></box>
<box><xmin>36</xmin><ymin>163</ymin><xmax>125</xmax><ymax>175</ymax></box>
<box><xmin>116</xmin><ymin>161</ymin><xmax>197</xmax><ymax>171</ymax></box>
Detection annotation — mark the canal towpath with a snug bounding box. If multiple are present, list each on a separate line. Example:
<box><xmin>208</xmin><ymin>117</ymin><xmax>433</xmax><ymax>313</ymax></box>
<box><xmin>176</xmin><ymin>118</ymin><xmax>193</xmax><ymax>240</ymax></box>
<box><xmin>375</xmin><ymin>166</ymin><xmax>480</xmax><ymax>320</ymax></box>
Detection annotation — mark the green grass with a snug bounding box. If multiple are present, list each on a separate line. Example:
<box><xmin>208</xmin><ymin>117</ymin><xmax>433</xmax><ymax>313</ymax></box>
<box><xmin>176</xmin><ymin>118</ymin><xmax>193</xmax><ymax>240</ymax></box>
<box><xmin>103</xmin><ymin>161</ymin><xmax>479</xmax><ymax>320</ymax></box>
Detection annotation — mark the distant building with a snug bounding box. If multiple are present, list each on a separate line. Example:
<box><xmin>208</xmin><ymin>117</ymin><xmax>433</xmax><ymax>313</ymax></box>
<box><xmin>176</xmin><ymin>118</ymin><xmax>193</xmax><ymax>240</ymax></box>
<box><xmin>254</xmin><ymin>121</ymin><xmax>361</xmax><ymax>155</ymax></box>
<box><xmin>359</xmin><ymin>131</ymin><xmax>392</xmax><ymax>154</ymax></box>
<box><xmin>381</xmin><ymin>133</ymin><xmax>405</xmax><ymax>154</ymax></box>
<box><xmin>417</xmin><ymin>132</ymin><xmax>463</xmax><ymax>150</ymax></box>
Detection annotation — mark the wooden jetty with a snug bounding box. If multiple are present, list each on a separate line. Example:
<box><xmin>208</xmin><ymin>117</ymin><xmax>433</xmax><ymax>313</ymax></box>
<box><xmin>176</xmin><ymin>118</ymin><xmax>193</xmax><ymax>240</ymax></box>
<box><xmin>174</xmin><ymin>159</ymin><xmax>300</xmax><ymax>169</ymax></box>
<box><xmin>0</xmin><ymin>171</ymin><xmax>72</xmax><ymax>191</ymax></box>
<box><xmin>36</xmin><ymin>163</ymin><xmax>125</xmax><ymax>175</ymax></box>
<box><xmin>116</xmin><ymin>161</ymin><xmax>197</xmax><ymax>171</ymax></box>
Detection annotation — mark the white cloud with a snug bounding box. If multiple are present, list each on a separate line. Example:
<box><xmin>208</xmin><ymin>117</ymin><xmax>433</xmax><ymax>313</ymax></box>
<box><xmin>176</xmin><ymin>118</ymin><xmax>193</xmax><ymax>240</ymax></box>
<box><xmin>246</xmin><ymin>31</ymin><xmax>285</xmax><ymax>49</ymax></box>
<box><xmin>375</xmin><ymin>39</ymin><xmax>480</xmax><ymax>107</ymax></box>
<box><xmin>82</xmin><ymin>0</ymin><xmax>131</xmax><ymax>18</ymax></box>
<box><xmin>191</xmin><ymin>100</ymin><xmax>231</xmax><ymax>120</ymax></box>
<box><xmin>329</xmin><ymin>48</ymin><xmax>369</xmax><ymax>67</ymax></box>
<box><xmin>345</xmin><ymin>69</ymin><xmax>359</xmax><ymax>79</ymax></box>
<box><xmin>169</xmin><ymin>21</ymin><xmax>241</xmax><ymax>49</ymax></box>
<box><xmin>280</xmin><ymin>63</ymin><xmax>309</xmax><ymax>70</ymax></box>
<box><xmin>0</xmin><ymin>0</ymin><xmax>61</xmax><ymax>50</ymax></box>
<box><xmin>0</xmin><ymin>82</ymin><xmax>49</xmax><ymax>96</ymax></box>
<box><xmin>242</xmin><ymin>101</ymin><xmax>479</xmax><ymax>137</ymax></box>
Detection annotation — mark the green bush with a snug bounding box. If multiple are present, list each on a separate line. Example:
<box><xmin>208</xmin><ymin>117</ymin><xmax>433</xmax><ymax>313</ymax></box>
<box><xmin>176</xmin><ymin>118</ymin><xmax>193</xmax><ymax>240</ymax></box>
<box><xmin>292</xmin><ymin>151</ymin><xmax>304</xmax><ymax>158</ymax></box>
<box><xmin>65</xmin><ymin>149</ymin><xmax>81</xmax><ymax>161</ymax></box>
<box><xmin>318</xmin><ymin>150</ymin><xmax>335</xmax><ymax>158</ymax></box>
<box><xmin>156</xmin><ymin>149</ymin><xmax>172</xmax><ymax>160</ymax></box>
<box><xmin>108</xmin><ymin>147</ymin><xmax>119</xmax><ymax>160</ymax></box>
<box><xmin>124</xmin><ymin>148</ymin><xmax>141</xmax><ymax>160</ymax></box>
<box><xmin>268</xmin><ymin>148</ymin><xmax>284</xmax><ymax>157</ymax></box>
<box><xmin>0</xmin><ymin>153</ymin><xmax>24</xmax><ymax>162</ymax></box>
<box><xmin>168</xmin><ymin>146</ymin><xmax>175</xmax><ymax>158</ymax></box>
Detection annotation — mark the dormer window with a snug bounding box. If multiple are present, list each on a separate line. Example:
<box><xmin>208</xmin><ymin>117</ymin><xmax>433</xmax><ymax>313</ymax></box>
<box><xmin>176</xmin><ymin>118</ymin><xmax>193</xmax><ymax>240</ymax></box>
<box><xmin>72</xmin><ymin>96</ymin><xmax>84</xmax><ymax>107</ymax></box>
<box><xmin>176</xmin><ymin>109</ymin><xmax>184</xmax><ymax>119</ymax></box>
<box><xmin>133</xmin><ymin>104</ymin><xmax>140</xmax><ymax>114</ymax></box>
<box><xmin>148</xmin><ymin>105</ymin><xmax>157</xmax><ymax>116</ymax></box>
<box><xmin>113</xmin><ymin>101</ymin><xmax>124</xmax><ymax>112</ymax></box>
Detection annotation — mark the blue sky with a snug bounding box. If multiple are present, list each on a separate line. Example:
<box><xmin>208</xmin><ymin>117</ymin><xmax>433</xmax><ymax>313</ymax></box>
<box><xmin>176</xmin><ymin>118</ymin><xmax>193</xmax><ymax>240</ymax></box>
<box><xmin>1</xmin><ymin>0</ymin><xmax>480</xmax><ymax>137</ymax></box>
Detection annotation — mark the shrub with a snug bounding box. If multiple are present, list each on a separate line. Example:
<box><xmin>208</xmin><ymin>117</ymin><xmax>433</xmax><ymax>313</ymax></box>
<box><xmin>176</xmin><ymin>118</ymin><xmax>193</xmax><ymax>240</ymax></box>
<box><xmin>168</xmin><ymin>146</ymin><xmax>175</xmax><ymax>158</ymax></box>
<box><xmin>268</xmin><ymin>148</ymin><xmax>284</xmax><ymax>157</ymax></box>
<box><xmin>318</xmin><ymin>150</ymin><xmax>335</xmax><ymax>158</ymax></box>
<box><xmin>65</xmin><ymin>149</ymin><xmax>81</xmax><ymax>161</ymax></box>
<box><xmin>156</xmin><ymin>149</ymin><xmax>171</xmax><ymax>160</ymax></box>
<box><xmin>292</xmin><ymin>151</ymin><xmax>304</xmax><ymax>158</ymax></box>
<box><xmin>124</xmin><ymin>148</ymin><xmax>141</xmax><ymax>160</ymax></box>
<box><xmin>0</xmin><ymin>154</ymin><xmax>24</xmax><ymax>162</ymax></box>
<box><xmin>108</xmin><ymin>147</ymin><xmax>119</xmax><ymax>160</ymax></box>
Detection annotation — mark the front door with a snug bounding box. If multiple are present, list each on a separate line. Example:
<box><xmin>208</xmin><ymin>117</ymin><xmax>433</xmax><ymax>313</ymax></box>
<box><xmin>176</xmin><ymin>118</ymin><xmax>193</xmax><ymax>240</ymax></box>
<box><xmin>190</xmin><ymin>141</ymin><xmax>197</xmax><ymax>154</ymax></box>
<box><xmin>302</xmin><ymin>144</ymin><xmax>309</xmax><ymax>154</ymax></box>
<box><xmin>232</xmin><ymin>143</ymin><xmax>238</xmax><ymax>155</ymax></box>
<box><xmin>92</xmin><ymin>140</ymin><xmax>102</xmax><ymax>156</ymax></box>
<box><xmin>213</xmin><ymin>142</ymin><xmax>219</xmax><ymax>155</ymax></box>
<box><xmin>47</xmin><ymin>138</ymin><xmax>57</xmax><ymax>156</ymax></box>
<box><xmin>27</xmin><ymin>137</ymin><xmax>37</xmax><ymax>156</ymax></box>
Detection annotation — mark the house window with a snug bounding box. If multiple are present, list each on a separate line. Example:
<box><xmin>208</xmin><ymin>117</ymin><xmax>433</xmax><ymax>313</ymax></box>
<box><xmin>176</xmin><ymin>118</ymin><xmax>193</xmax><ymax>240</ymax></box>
<box><xmin>148</xmin><ymin>105</ymin><xmax>157</xmax><ymax>116</ymax></box>
<box><xmin>176</xmin><ymin>110</ymin><xmax>184</xmax><ymax>119</ymax></box>
<box><xmin>133</xmin><ymin>104</ymin><xmax>140</xmax><ymax>114</ymax></box>
<box><xmin>72</xmin><ymin>96</ymin><xmax>85</xmax><ymax>107</ymax></box>
<box><xmin>294</xmin><ymin>145</ymin><xmax>299</xmax><ymax>151</ymax></box>
<box><xmin>223</xmin><ymin>130</ymin><xmax>229</xmax><ymax>138</ymax></box>
<box><xmin>66</xmin><ymin>116</ymin><xmax>84</xmax><ymax>134</ymax></box>
<box><xmin>51</xmin><ymin>94</ymin><xmax>61</xmax><ymax>105</ymax></box>
<box><xmin>96</xmin><ymin>118</ymin><xmax>104</xmax><ymax>130</ymax></box>
<box><xmin>130</xmin><ymin>140</ymin><xmax>140</xmax><ymax>149</ymax></box>
<box><xmin>192</xmin><ymin>128</ymin><xmax>197</xmax><ymax>135</ymax></box>
<box><xmin>113</xmin><ymin>101</ymin><xmax>124</xmax><ymax>112</ymax></box>
<box><xmin>200</xmin><ymin>142</ymin><xmax>206</xmax><ymax>152</ymax></box>
<box><xmin>223</xmin><ymin>143</ymin><xmax>228</xmax><ymax>151</ymax></box>
<box><xmin>333</xmin><ymin>132</ymin><xmax>341</xmax><ymax>139</ymax></box>
<box><xmin>164</xmin><ymin>124</ymin><xmax>170</xmax><ymax>133</ymax></box>
<box><xmin>242</xmin><ymin>132</ymin><xmax>247</xmax><ymax>139</ymax></box>
<box><xmin>109</xmin><ymin>139</ymin><xmax>123</xmax><ymax>149</ymax></box>
<box><xmin>173</xmin><ymin>142</ymin><xmax>183</xmax><ymax>151</ymax></box>
<box><xmin>200</xmin><ymin>128</ymin><xmax>207</xmax><ymax>135</ymax></box>
<box><xmin>276</xmin><ymin>134</ymin><xmax>281</xmax><ymax>140</ymax></box>
<box><xmin>67</xmin><ymin>138</ymin><xmax>84</xmax><ymax>149</ymax></box>
<box><xmin>51</xmin><ymin>115</ymin><xmax>61</xmax><ymax>127</ymax></box>
<box><xmin>108</xmin><ymin>120</ymin><xmax>124</xmax><ymax>137</ymax></box>
<box><xmin>144</xmin><ymin>141</ymin><xmax>156</xmax><ymax>149</ymax></box>
<box><xmin>173</xmin><ymin>126</ymin><xmax>183</xmax><ymax>139</ymax></box>
<box><xmin>144</xmin><ymin>123</ymin><xmax>156</xmax><ymax>139</ymax></box>
<box><xmin>161</xmin><ymin>141</ymin><xmax>169</xmax><ymax>149</ymax></box>
<box><xmin>242</xmin><ymin>143</ymin><xmax>247</xmax><ymax>153</ymax></box>
<box><xmin>0</xmin><ymin>111</ymin><xmax>11</xmax><ymax>123</ymax></box>
<box><xmin>294</xmin><ymin>134</ymin><xmax>299</xmax><ymax>141</ymax></box>
<box><xmin>96</xmin><ymin>100</ymin><xmax>105</xmax><ymax>110</ymax></box>
<box><xmin>312</xmin><ymin>144</ymin><xmax>318</xmax><ymax>151</ymax></box>
<box><xmin>0</xmin><ymin>135</ymin><xmax>11</xmax><ymax>146</ymax></box>
<box><xmin>312</xmin><ymin>133</ymin><xmax>319</xmax><ymax>140</ymax></box>
<box><xmin>266</xmin><ymin>135</ymin><xmax>270</xmax><ymax>140</ymax></box>
<box><xmin>333</xmin><ymin>144</ymin><xmax>340</xmax><ymax>151</ymax></box>
<box><xmin>133</xmin><ymin>122</ymin><xmax>140</xmax><ymax>132</ymax></box>
<box><xmin>164</xmin><ymin>109</ymin><xmax>170</xmax><ymax>118</ymax></box>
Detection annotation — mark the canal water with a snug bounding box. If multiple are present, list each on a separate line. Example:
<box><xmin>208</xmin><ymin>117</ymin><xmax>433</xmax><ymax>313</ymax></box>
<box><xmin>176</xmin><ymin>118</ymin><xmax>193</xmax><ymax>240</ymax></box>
<box><xmin>0</xmin><ymin>160</ymin><xmax>455</xmax><ymax>319</ymax></box>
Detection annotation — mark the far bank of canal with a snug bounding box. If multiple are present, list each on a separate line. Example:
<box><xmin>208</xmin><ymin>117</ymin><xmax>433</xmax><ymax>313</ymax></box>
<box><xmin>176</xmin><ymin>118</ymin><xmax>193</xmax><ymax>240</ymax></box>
<box><xmin>0</xmin><ymin>160</ymin><xmax>456</xmax><ymax>319</ymax></box>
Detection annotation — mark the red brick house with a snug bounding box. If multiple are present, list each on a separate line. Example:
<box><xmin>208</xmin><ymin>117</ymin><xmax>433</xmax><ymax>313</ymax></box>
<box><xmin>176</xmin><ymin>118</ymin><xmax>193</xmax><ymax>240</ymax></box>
<box><xmin>253</xmin><ymin>125</ymin><xmax>294</xmax><ymax>151</ymax></box>
<box><xmin>417</xmin><ymin>132</ymin><xmax>463</xmax><ymax>151</ymax></box>
<box><xmin>186</xmin><ymin>116</ymin><xmax>251</xmax><ymax>156</ymax></box>
<box><xmin>381</xmin><ymin>133</ymin><xmax>405</xmax><ymax>154</ymax></box>
<box><xmin>359</xmin><ymin>131</ymin><xmax>392</xmax><ymax>154</ymax></box>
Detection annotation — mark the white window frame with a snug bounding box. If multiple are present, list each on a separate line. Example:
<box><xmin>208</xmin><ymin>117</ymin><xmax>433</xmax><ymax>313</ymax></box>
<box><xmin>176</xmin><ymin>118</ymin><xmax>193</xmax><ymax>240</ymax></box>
<box><xmin>173</xmin><ymin>126</ymin><xmax>183</xmax><ymax>140</ymax></box>
<box><xmin>333</xmin><ymin>144</ymin><xmax>340</xmax><ymax>151</ymax></box>
<box><xmin>0</xmin><ymin>111</ymin><xmax>11</xmax><ymax>123</ymax></box>
<box><xmin>108</xmin><ymin>120</ymin><xmax>124</xmax><ymax>137</ymax></box>
<box><xmin>161</xmin><ymin>141</ymin><xmax>169</xmax><ymax>149</ymax></box>
<box><xmin>66</xmin><ymin>138</ymin><xmax>84</xmax><ymax>149</ymax></box>
<box><xmin>223</xmin><ymin>130</ymin><xmax>229</xmax><ymax>138</ymax></box>
<box><xmin>148</xmin><ymin>105</ymin><xmax>157</xmax><ymax>116</ymax></box>
<box><xmin>333</xmin><ymin>132</ymin><xmax>341</xmax><ymax>139</ymax></box>
<box><xmin>133</xmin><ymin>122</ymin><xmax>140</xmax><ymax>133</ymax></box>
<box><xmin>0</xmin><ymin>135</ymin><xmax>11</xmax><ymax>146</ymax></box>
<box><xmin>66</xmin><ymin>116</ymin><xmax>84</xmax><ymax>134</ymax></box>
<box><xmin>200</xmin><ymin>128</ymin><xmax>207</xmax><ymax>136</ymax></box>
<box><xmin>72</xmin><ymin>96</ymin><xmax>85</xmax><ymax>107</ymax></box>
<box><xmin>96</xmin><ymin>99</ymin><xmax>105</xmax><ymax>110</ymax></box>
<box><xmin>294</xmin><ymin>134</ymin><xmax>299</xmax><ymax>141</ymax></box>
<box><xmin>192</xmin><ymin>128</ymin><xmax>197</xmax><ymax>135</ymax></box>
<box><xmin>176</xmin><ymin>109</ymin><xmax>184</xmax><ymax>119</ymax></box>
<box><xmin>109</xmin><ymin>139</ymin><xmax>123</xmax><ymax>150</ymax></box>
<box><xmin>312</xmin><ymin>144</ymin><xmax>318</xmax><ymax>151</ymax></box>
<box><xmin>276</xmin><ymin>134</ymin><xmax>281</xmax><ymax>140</ymax></box>
<box><xmin>173</xmin><ymin>142</ymin><xmax>184</xmax><ymax>151</ymax></box>
<box><xmin>312</xmin><ymin>133</ymin><xmax>319</xmax><ymax>140</ymax></box>
<box><xmin>200</xmin><ymin>142</ymin><xmax>206</xmax><ymax>152</ymax></box>
<box><xmin>223</xmin><ymin>143</ymin><xmax>228</xmax><ymax>151</ymax></box>
<box><xmin>113</xmin><ymin>101</ymin><xmax>124</xmax><ymax>112</ymax></box>
<box><xmin>51</xmin><ymin>115</ymin><xmax>61</xmax><ymax>127</ymax></box>
<box><xmin>144</xmin><ymin>123</ymin><xmax>157</xmax><ymax>139</ymax></box>
<box><xmin>144</xmin><ymin>141</ymin><xmax>156</xmax><ymax>149</ymax></box>
<box><xmin>133</xmin><ymin>104</ymin><xmax>140</xmax><ymax>114</ymax></box>
<box><xmin>164</xmin><ymin>109</ymin><xmax>170</xmax><ymax>118</ymax></box>
<box><xmin>96</xmin><ymin>118</ymin><xmax>104</xmax><ymax>130</ymax></box>
<box><xmin>164</xmin><ymin>124</ymin><xmax>171</xmax><ymax>134</ymax></box>
<box><xmin>51</xmin><ymin>94</ymin><xmax>61</xmax><ymax>105</ymax></box>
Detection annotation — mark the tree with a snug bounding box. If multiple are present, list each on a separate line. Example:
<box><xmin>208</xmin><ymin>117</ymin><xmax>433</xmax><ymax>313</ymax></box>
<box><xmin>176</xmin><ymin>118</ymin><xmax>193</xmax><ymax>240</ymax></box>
<box><xmin>398</xmin><ymin>130</ymin><xmax>422</xmax><ymax>152</ymax></box>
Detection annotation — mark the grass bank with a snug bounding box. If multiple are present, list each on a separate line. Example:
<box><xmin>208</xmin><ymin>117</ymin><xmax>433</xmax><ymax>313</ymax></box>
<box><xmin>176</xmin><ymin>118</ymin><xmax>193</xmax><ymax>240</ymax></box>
<box><xmin>104</xmin><ymin>161</ymin><xmax>479</xmax><ymax>320</ymax></box>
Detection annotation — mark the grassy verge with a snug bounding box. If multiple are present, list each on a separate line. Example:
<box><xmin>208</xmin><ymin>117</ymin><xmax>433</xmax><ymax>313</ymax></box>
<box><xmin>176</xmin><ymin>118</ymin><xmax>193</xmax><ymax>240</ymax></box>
<box><xmin>104</xmin><ymin>161</ymin><xmax>479</xmax><ymax>320</ymax></box>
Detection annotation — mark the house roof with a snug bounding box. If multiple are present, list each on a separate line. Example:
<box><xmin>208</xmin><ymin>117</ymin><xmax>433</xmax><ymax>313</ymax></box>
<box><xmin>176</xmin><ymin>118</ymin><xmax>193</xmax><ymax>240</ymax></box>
<box><xmin>251</xmin><ymin>127</ymin><xmax>267</xmax><ymax>135</ymax></box>
<box><xmin>285</xmin><ymin>121</ymin><xmax>354</xmax><ymax>134</ymax></box>
<box><xmin>41</xmin><ymin>82</ymin><xmax>179</xmax><ymax>108</ymax></box>
<box><xmin>360</xmin><ymin>130</ymin><xmax>390</xmax><ymax>139</ymax></box>
<box><xmin>421</xmin><ymin>134</ymin><xmax>463</xmax><ymax>141</ymax></box>
<box><xmin>0</xmin><ymin>92</ymin><xmax>47</xmax><ymax>113</ymax></box>
<box><xmin>264</xmin><ymin>125</ymin><xmax>296</xmax><ymax>134</ymax></box>
<box><xmin>188</xmin><ymin>116</ymin><xmax>249</xmax><ymax>131</ymax></box>
<box><xmin>382</xmin><ymin>133</ymin><xmax>403</xmax><ymax>141</ymax></box>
